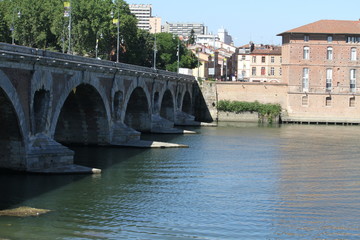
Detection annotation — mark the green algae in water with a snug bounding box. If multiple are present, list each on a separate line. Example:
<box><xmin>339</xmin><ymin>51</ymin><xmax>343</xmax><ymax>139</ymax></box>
<box><xmin>0</xmin><ymin>206</ymin><xmax>51</xmax><ymax>217</ymax></box>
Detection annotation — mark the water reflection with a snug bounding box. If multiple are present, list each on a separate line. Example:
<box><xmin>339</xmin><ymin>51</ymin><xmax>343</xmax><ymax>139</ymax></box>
<box><xmin>1</xmin><ymin>124</ymin><xmax>360</xmax><ymax>239</ymax></box>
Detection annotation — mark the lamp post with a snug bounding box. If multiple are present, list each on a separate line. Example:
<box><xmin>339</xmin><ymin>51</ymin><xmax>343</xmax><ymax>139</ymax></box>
<box><xmin>153</xmin><ymin>33</ymin><xmax>157</xmax><ymax>69</ymax></box>
<box><xmin>10</xmin><ymin>9</ymin><xmax>21</xmax><ymax>45</ymax></box>
<box><xmin>64</xmin><ymin>1</ymin><xmax>72</xmax><ymax>54</ymax></box>
<box><xmin>111</xmin><ymin>9</ymin><xmax>120</xmax><ymax>62</ymax></box>
<box><xmin>176</xmin><ymin>37</ymin><xmax>180</xmax><ymax>73</ymax></box>
<box><xmin>173</xmin><ymin>35</ymin><xmax>180</xmax><ymax>73</ymax></box>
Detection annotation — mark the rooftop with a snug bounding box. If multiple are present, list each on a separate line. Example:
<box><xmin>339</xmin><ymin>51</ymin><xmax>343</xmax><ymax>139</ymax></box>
<box><xmin>277</xmin><ymin>19</ymin><xmax>360</xmax><ymax>35</ymax></box>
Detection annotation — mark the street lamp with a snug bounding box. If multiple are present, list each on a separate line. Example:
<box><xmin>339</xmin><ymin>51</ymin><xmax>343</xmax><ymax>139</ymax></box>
<box><xmin>64</xmin><ymin>1</ymin><xmax>72</xmax><ymax>54</ymax></box>
<box><xmin>111</xmin><ymin>9</ymin><xmax>120</xmax><ymax>63</ymax></box>
<box><xmin>95</xmin><ymin>33</ymin><xmax>103</xmax><ymax>59</ymax></box>
<box><xmin>10</xmin><ymin>9</ymin><xmax>21</xmax><ymax>45</ymax></box>
<box><xmin>153</xmin><ymin>33</ymin><xmax>157</xmax><ymax>69</ymax></box>
<box><xmin>173</xmin><ymin>35</ymin><xmax>180</xmax><ymax>73</ymax></box>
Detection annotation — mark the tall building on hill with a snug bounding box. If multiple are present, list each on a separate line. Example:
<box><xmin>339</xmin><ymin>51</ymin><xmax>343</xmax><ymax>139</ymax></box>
<box><xmin>163</xmin><ymin>22</ymin><xmax>207</xmax><ymax>37</ymax></box>
<box><xmin>129</xmin><ymin>4</ymin><xmax>152</xmax><ymax>31</ymax></box>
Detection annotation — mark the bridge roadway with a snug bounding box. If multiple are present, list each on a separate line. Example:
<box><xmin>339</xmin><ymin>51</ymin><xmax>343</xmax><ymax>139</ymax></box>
<box><xmin>0</xmin><ymin>43</ymin><xmax>200</xmax><ymax>173</ymax></box>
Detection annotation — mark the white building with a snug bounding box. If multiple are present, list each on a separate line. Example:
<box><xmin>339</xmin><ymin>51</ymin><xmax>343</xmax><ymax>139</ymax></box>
<box><xmin>163</xmin><ymin>22</ymin><xmax>207</xmax><ymax>37</ymax></box>
<box><xmin>129</xmin><ymin>4</ymin><xmax>152</xmax><ymax>31</ymax></box>
<box><xmin>218</xmin><ymin>28</ymin><xmax>233</xmax><ymax>45</ymax></box>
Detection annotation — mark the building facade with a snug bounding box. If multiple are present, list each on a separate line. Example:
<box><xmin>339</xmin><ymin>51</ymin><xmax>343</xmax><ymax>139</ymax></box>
<box><xmin>149</xmin><ymin>17</ymin><xmax>161</xmax><ymax>34</ymax></box>
<box><xmin>237</xmin><ymin>44</ymin><xmax>282</xmax><ymax>82</ymax></box>
<box><xmin>163</xmin><ymin>22</ymin><xmax>207</xmax><ymax>37</ymax></box>
<box><xmin>278</xmin><ymin>19</ymin><xmax>360</xmax><ymax>123</ymax></box>
<box><xmin>129</xmin><ymin>4</ymin><xmax>152</xmax><ymax>31</ymax></box>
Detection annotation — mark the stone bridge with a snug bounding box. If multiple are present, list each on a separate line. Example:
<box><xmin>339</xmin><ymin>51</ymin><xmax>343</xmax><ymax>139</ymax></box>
<box><xmin>0</xmin><ymin>43</ymin><xmax>200</xmax><ymax>173</ymax></box>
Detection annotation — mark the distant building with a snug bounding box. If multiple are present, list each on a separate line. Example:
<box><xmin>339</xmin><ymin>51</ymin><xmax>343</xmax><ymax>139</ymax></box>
<box><xmin>196</xmin><ymin>34</ymin><xmax>219</xmax><ymax>46</ymax></box>
<box><xmin>129</xmin><ymin>4</ymin><xmax>152</xmax><ymax>31</ymax></box>
<box><xmin>218</xmin><ymin>28</ymin><xmax>233</xmax><ymax>45</ymax></box>
<box><xmin>149</xmin><ymin>17</ymin><xmax>161</xmax><ymax>34</ymax></box>
<box><xmin>163</xmin><ymin>22</ymin><xmax>207</xmax><ymax>37</ymax></box>
<box><xmin>196</xmin><ymin>29</ymin><xmax>234</xmax><ymax>48</ymax></box>
<box><xmin>278</xmin><ymin>19</ymin><xmax>360</xmax><ymax>123</ymax></box>
<box><xmin>249</xmin><ymin>45</ymin><xmax>282</xmax><ymax>83</ymax></box>
<box><xmin>237</xmin><ymin>44</ymin><xmax>282</xmax><ymax>82</ymax></box>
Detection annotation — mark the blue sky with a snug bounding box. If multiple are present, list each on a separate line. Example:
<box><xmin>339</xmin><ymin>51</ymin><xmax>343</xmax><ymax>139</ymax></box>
<box><xmin>126</xmin><ymin>0</ymin><xmax>360</xmax><ymax>46</ymax></box>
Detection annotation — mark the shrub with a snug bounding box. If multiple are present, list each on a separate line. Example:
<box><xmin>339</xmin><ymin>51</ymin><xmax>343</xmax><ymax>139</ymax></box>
<box><xmin>217</xmin><ymin>100</ymin><xmax>281</xmax><ymax>124</ymax></box>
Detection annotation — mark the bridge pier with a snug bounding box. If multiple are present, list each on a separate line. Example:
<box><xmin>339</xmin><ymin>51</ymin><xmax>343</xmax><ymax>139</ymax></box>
<box><xmin>26</xmin><ymin>134</ymin><xmax>73</xmax><ymax>169</ymax></box>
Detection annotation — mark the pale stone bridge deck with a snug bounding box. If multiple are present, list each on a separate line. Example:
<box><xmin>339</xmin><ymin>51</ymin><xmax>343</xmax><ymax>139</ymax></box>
<box><xmin>0</xmin><ymin>43</ymin><xmax>199</xmax><ymax>173</ymax></box>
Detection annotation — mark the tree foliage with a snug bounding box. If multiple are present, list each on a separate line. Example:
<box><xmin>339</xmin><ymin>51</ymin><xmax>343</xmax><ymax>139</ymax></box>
<box><xmin>154</xmin><ymin>32</ymin><xmax>198</xmax><ymax>71</ymax></box>
<box><xmin>0</xmin><ymin>0</ymin><xmax>198</xmax><ymax>71</ymax></box>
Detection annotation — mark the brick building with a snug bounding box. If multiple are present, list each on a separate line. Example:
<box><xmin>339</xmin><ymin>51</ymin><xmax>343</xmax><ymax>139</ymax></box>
<box><xmin>278</xmin><ymin>20</ymin><xmax>360</xmax><ymax>123</ymax></box>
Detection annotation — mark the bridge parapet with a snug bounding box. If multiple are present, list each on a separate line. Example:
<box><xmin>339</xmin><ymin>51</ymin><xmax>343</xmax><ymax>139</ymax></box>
<box><xmin>0</xmin><ymin>43</ymin><xmax>195</xmax><ymax>82</ymax></box>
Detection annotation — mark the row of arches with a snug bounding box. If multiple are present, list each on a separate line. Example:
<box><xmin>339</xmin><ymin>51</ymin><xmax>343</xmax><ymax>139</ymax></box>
<box><xmin>0</xmin><ymin>78</ymin><xmax>193</xmax><ymax>169</ymax></box>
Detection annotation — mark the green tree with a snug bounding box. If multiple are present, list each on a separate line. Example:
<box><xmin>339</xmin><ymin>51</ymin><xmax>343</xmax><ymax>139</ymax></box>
<box><xmin>188</xmin><ymin>29</ymin><xmax>196</xmax><ymax>45</ymax></box>
<box><xmin>0</xmin><ymin>1</ymin><xmax>11</xmax><ymax>43</ymax></box>
<box><xmin>153</xmin><ymin>32</ymin><xmax>198</xmax><ymax>72</ymax></box>
<box><xmin>2</xmin><ymin>0</ymin><xmax>61</xmax><ymax>49</ymax></box>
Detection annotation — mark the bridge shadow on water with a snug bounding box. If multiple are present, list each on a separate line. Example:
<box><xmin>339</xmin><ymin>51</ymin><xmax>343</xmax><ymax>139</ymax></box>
<box><xmin>0</xmin><ymin>127</ymin><xmax>197</xmax><ymax>211</ymax></box>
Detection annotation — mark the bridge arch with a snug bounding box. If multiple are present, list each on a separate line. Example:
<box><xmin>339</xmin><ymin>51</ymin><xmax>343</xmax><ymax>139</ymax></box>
<box><xmin>160</xmin><ymin>89</ymin><xmax>175</xmax><ymax>122</ymax></box>
<box><xmin>182</xmin><ymin>91</ymin><xmax>192</xmax><ymax>114</ymax></box>
<box><xmin>0</xmin><ymin>70</ymin><xmax>27</xmax><ymax>169</ymax></box>
<box><xmin>54</xmin><ymin>83</ymin><xmax>110</xmax><ymax>145</ymax></box>
<box><xmin>124</xmin><ymin>87</ymin><xmax>151</xmax><ymax>132</ymax></box>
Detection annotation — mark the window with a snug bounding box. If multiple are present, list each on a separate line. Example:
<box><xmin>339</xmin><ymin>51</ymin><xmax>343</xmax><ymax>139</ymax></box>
<box><xmin>303</xmin><ymin>46</ymin><xmax>310</xmax><ymax>59</ymax></box>
<box><xmin>279</xmin><ymin>67</ymin><xmax>282</xmax><ymax>76</ymax></box>
<box><xmin>271</xmin><ymin>56</ymin><xmax>275</xmax><ymax>63</ymax></box>
<box><xmin>280</xmin><ymin>57</ymin><xmax>282</xmax><ymax>63</ymax></box>
<box><xmin>261</xmin><ymin>67</ymin><xmax>266</xmax><ymax>75</ymax></box>
<box><xmin>325</xmin><ymin>96</ymin><xmax>332</xmax><ymax>106</ymax></box>
<box><xmin>261</xmin><ymin>56</ymin><xmax>266</xmax><ymax>63</ymax></box>
<box><xmin>351</xmin><ymin>48</ymin><xmax>357</xmax><ymax>61</ymax></box>
<box><xmin>327</xmin><ymin>35</ymin><xmax>333</xmax><ymax>42</ymax></box>
<box><xmin>350</xmin><ymin>69</ymin><xmax>356</xmax><ymax>93</ymax></box>
<box><xmin>252</xmin><ymin>56</ymin><xmax>256</xmax><ymax>63</ymax></box>
<box><xmin>326</xmin><ymin>68</ymin><xmax>332</xmax><ymax>91</ymax></box>
<box><xmin>252</xmin><ymin>67</ymin><xmax>256</xmax><ymax>76</ymax></box>
<box><xmin>347</xmin><ymin>36</ymin><xmax>360</xmax><ymax>43</ymax></box>
<box><xmin>302</xmin><ymin>95</ymin><xmax>308</xmax><ymax>106</ymax></box>
<box><xmin>270</xmin><ymin>67</ymin><xmax>275</xmax><ymax>76</ymax></box>
<box><xmin>349</xmin><ymin>97</ymin><xmax>356</xmax><ymax>107</ymax></box>
<box><xmin>241</xmin><ymin>70</ymin><xmax>246</xmax><ymax>78</ymax></box>
<box><xmin>327</xmin><ymin>47</ymin><xmax>333</xmax><ymax>60</ymax></box>
<box><xmin>302</xmin><ymin>68</ymin><xmax>309</xmax><ymax>92</ymax></box>
<box><xmin>304</xmin><ymin>35</ymin><xmax>309</xmax><ymax>42</ymax></box>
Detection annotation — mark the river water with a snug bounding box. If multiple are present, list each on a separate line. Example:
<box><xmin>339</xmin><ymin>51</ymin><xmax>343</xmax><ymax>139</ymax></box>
<box><xmin>1</xmin><ymin>123</ymin><xmax>360</xmax><ymax>239</ymax></box>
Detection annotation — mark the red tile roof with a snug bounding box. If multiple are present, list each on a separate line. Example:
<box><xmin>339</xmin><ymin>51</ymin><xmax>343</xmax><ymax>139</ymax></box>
<box><xmin>251</xmin><ymin>46</ymin><xmax>281</xmax><ymax>55</ymax></box>
<box><xmin>278</xmin><ymin>20</ymin><xmax>360</xmax><ymax>35</ymax></box>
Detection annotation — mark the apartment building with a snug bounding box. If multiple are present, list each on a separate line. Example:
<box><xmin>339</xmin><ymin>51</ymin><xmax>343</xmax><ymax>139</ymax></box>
<box><xmin>129</xmin><ymin>4</ymin><xmax>152</xmax><ymax>31</ymax></box>
<box><xmin>237</xmin><ymin>44</ymin><xmax>282</xmax><ymax>82</ymax></box>
<box><xmin>278</xmin><ymin>19</ymin><xmax>360</xmax><ymax>123</ymax></box>
<box><xmin>163</xmin><ymin>22</ymin><xmax>207</xmax><ymax>37</ymax></box>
